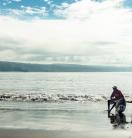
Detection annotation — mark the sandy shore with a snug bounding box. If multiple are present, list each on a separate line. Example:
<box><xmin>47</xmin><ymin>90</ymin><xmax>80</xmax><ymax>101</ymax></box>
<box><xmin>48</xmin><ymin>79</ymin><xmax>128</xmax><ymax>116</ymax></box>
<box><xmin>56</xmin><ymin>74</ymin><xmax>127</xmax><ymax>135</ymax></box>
<box><xmin>0</xmin><ymin>129</ymin><xmax>131</xmax><ymax>138</ymax></box>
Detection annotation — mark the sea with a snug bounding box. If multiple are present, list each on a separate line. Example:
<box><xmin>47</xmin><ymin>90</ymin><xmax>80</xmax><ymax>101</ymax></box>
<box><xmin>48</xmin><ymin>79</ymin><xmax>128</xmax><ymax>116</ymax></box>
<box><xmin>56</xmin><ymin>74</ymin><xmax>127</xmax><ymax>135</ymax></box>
<box><xmin>0</xmin><ymin>72</ymin><xmax>132</xmax><ymax>131</ymax></box>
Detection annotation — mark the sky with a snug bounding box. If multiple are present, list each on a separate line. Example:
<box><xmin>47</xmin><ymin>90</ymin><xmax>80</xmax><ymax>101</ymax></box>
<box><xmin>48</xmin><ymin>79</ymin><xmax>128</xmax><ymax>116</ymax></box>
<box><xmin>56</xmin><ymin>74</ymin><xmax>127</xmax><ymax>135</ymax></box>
<box><xmin>0</xmin><ymin>0</ymin><xmax>132</xmax><ymax>65</ymax></box>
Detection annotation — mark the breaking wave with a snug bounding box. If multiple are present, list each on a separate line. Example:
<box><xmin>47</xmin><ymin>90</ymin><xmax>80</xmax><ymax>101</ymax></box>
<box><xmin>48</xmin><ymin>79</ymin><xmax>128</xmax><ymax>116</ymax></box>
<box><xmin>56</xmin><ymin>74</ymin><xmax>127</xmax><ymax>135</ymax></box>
<box><xmin>0</xmin><ymin>92</ymin><xmax>131</xmax><ymax>103</ymax></box>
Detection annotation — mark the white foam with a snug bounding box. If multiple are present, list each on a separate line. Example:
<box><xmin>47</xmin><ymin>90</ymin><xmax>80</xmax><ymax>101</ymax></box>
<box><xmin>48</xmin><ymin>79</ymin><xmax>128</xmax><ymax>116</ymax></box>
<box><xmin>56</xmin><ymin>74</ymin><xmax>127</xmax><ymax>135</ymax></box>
<box><xmin>0</xmin><ymin>92</ymin><xmax>131</xmax><ymax>103</ymax></box>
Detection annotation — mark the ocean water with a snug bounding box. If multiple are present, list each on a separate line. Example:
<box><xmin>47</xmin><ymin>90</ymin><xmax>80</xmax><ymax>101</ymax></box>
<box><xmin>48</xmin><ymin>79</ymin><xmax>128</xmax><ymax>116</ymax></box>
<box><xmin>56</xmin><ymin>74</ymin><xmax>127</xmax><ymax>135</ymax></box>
<box><xmin>0</xmin><ymin>72</ymin><xmax>132</xmax><ymax>131</ymax></box>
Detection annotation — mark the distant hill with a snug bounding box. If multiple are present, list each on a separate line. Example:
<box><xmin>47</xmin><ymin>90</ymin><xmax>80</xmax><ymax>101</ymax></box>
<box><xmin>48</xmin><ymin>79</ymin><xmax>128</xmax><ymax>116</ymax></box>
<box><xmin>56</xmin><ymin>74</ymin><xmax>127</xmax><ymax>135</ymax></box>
<box><xmin>0</xmin><ymin>61</ymin><xmax>132</xmax><ymax>72</ymax></box>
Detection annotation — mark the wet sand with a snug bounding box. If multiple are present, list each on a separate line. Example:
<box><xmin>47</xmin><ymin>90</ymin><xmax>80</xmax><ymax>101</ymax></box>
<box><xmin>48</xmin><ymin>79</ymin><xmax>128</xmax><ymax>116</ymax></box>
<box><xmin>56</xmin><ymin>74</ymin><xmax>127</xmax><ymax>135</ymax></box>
<box><xmin>0</xmin><ymin>129</ymin><xmax>131</xmax><ymax>138</ymax></box>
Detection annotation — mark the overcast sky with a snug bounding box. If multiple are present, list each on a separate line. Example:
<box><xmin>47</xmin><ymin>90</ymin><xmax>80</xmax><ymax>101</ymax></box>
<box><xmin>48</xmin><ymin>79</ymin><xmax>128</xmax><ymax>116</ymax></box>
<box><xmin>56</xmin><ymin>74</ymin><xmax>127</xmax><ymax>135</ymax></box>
<box><xmin>0</xmin><ymin>0</ymin><xmax>132</xmax><ymax>65</ymax></box>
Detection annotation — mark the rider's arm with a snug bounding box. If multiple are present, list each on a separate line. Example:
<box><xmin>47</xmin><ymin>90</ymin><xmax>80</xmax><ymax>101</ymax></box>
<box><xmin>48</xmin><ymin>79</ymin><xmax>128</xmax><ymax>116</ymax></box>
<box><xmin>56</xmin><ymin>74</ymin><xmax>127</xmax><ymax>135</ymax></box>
<box><xmin>110</xmin><ymin>91</ymin><xmax>115</xmax><ymax>100</ymax></box>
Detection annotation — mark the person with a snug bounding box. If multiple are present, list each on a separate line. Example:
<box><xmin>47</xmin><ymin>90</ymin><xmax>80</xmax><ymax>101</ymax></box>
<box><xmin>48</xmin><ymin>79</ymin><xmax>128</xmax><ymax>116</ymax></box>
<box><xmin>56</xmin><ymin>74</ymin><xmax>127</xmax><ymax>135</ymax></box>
<box><xmin>110</xmin><ymin>86</ymin><xmax>124</xmax><ymax>101</ymax></box>
<box><xmin>108</xmin><ymin>86</ymin><xmax>126</xmax><ymax>117</ymax></box>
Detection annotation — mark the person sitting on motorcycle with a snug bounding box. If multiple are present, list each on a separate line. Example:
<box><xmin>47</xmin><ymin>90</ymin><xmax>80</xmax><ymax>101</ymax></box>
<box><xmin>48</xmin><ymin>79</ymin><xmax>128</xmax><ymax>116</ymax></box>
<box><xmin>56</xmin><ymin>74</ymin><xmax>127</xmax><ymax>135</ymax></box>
<box><xmin>108</xmin><ymin>86</ymin><xmax>126</xmax><ymax>114</ymax></box>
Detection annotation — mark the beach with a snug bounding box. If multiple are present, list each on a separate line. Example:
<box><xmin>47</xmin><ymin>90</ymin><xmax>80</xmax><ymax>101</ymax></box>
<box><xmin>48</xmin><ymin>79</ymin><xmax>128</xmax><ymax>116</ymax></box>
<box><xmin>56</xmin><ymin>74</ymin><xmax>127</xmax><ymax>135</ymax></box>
<box><xmin>0</xmin><ymin>100</ymin><xmax>132</xmax><ymax>138</ymax></box>
<box><xmin>0</xmin><ymin>73</ymin><xmax>132</xmax><ymax>137</ymax></box>
<box><xmin>0</xmin><ymin>129</ymin><xmax>131</xmax><ymax>138</ymax></box>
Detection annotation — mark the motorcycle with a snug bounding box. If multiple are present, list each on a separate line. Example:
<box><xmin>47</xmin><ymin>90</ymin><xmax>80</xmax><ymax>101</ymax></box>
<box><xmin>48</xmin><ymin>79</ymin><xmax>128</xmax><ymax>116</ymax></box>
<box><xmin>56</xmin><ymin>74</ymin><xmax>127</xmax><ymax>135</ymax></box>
<box><xmin>107</xmin><ymin>99</ymin><xmax>128</xmax><ymax>128</ymax></box>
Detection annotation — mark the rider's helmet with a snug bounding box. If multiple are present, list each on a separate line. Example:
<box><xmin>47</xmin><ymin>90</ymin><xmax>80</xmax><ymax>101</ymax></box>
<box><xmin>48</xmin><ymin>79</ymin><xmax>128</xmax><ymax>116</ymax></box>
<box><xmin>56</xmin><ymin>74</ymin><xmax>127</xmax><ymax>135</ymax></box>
<box><xmin>112</xmin><ymin>86</ymin><xmax>117</xmax><ymax>89</ymax></box>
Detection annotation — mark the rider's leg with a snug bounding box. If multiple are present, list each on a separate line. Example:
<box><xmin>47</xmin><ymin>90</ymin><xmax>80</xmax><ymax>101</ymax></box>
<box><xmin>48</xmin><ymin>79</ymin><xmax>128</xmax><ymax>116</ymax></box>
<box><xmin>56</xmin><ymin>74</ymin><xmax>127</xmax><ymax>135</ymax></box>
<box><xmin>116</xmin><ymin>99</ymin><xmax>126</xmax><ymax>113</ymax></box>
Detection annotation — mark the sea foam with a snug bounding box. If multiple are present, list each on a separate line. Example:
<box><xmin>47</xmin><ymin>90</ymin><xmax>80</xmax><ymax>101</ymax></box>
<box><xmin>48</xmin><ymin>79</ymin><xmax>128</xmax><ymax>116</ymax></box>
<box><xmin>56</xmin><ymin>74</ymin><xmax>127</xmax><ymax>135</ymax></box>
<box><xmin>0</xmin><ymin>92</ymin><xmax>131</xmax><ymax>103</ymax></box>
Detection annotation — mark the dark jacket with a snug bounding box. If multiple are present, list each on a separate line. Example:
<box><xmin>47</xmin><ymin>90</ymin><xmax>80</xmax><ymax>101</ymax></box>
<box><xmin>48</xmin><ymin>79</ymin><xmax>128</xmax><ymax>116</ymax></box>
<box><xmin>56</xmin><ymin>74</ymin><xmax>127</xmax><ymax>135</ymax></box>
<box><xmin>111</xmin><ymin>89</ymin><xmax>124</xmax><ymax>100</ymax></box>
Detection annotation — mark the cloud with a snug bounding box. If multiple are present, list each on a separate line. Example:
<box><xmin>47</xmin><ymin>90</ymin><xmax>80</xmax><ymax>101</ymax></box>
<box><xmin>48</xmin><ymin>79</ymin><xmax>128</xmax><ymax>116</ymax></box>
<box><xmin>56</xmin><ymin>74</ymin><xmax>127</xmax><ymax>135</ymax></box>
<box><xmin>10</xmin><ymin>0</ymin><xmax>22</xmax><ymax>2</ymax></box>
<box><xmin>2</xmin><ymin>0</ymin><xmax>22</xmax><ymax>5</ymax></box>
<box><xmin>43</xmin><ymin>0</ymin><xmax>53</xmax><ymax>5</ymax></box>
<box><xmin>2</xmin><ymin>6</ymin><xmax>48</xmax><ymax>17</ymax></box>
<box><xmin>0</xmin><ymin>0</ymin><xmax>132</xmax><ymax>65</ymax></box>
<box><xmin>54</xmin><ymin>0</ymin><xmax>124</xmax><ymax>19</ymax></box>
<box><xmin>21</xmin><ymin>6</ymin><xmax>47</xmax><ymax>16</ymax></box>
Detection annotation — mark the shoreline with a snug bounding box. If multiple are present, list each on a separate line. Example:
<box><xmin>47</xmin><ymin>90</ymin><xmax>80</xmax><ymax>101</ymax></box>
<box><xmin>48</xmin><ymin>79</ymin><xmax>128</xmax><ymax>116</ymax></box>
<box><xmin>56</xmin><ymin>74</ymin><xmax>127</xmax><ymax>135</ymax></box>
<box><xmin>0</xmin><ymin>129</ymin><xmax>131</xmax><ymax>138</ymax></box>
